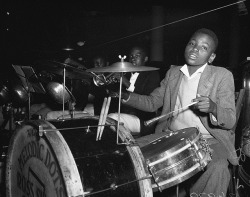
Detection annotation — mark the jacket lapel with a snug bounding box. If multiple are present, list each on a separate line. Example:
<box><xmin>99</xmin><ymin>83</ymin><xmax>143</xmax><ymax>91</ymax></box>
<box><xmin>197</xmin><ymin>65</ymin><xmax>213</xmax><ymax>97</ymax></box>
<box><xmin>169</xmin><ymin>70</ymin><xmax>183</xmax><ymax>111</ymax></box>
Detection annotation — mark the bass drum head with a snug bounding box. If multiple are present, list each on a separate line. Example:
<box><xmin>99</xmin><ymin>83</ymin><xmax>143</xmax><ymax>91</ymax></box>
<box><xmin>6</xmin><ymin>116</ymin><xmax>152</xmax><ymax>197</ymax></box>
<box><xmin>5</xmin><ymin>119</ymin><xmax>84</xmax><ymax>197</ymax></box>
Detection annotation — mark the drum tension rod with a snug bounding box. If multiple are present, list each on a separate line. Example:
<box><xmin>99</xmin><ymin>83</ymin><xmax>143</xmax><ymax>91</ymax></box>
<box><xmin>84</xmin><ymin>175</ymin><xmax>152</xmax><ymax>196</ymax></box>
<box><xmin>147</xmin><ymin>165</ymin><xmax>163</xmax><ymax>192</ymax></box>
<box><xmin>188</xmin><ymin>138</ymin><xmax>206</xmax><ymax>170</ymax></box>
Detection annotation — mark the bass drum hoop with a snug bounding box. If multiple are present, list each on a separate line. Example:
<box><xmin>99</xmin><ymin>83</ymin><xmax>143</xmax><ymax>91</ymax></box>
<box><xmin>5</xmin><ymin>116</ymin><xmax>152</xmax><ymax>197</ymax></box>
<box><xmin>106</xmin><ymin>117</ymin><xmax>153</xmax><ymax>197</ymax></box>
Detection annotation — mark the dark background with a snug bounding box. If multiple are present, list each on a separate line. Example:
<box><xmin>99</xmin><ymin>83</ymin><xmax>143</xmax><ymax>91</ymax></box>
<box><xmin>2</xmin><ymin>0</ymin><xmax>250</xmax><ymax>79</ymax></box>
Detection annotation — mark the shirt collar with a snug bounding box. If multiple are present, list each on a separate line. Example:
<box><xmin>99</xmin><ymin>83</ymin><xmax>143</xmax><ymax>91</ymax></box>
<box><xmin>131</xmin><ymin>72</ymin><xmax>139</xmax><ymax>76</ymax></box>
<box><xmin>180</xmin><ymin>63</ymin><xmax>207</xmax><ymax>78</ymax></box>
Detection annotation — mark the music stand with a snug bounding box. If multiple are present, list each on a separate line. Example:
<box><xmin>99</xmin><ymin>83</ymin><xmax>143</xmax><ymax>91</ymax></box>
<box><xmin>12</xmin><ymin>65</ymin><xmax>46</xmax><ymax>119</ymax></box>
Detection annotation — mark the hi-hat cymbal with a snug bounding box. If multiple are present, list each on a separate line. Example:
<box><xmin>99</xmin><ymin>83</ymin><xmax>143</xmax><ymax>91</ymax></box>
<box><xmin>86</xmin><ymin>61</ymin><xmax>159</xmax><ymax>73</ymax></box>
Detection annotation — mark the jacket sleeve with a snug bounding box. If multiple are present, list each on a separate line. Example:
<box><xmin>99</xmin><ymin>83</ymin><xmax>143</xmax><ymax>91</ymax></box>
<box><xmin>209</xmin><ymin>70</ymin><xmax>236</xmax><ymax>130</ymax></box>
<box><xmin>142</xmin><ymin>71</ymin><xmax>161</xmax><ymax>95</ymax></box>
<box><xmin>124</xmin><ymin>69</ymin><xmax>171</xmax><ymax>112</ymax></box>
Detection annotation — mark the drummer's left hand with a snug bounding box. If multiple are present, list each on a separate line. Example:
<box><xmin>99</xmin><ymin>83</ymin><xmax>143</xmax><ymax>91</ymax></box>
<box><xmin>108</xmin><ymin>90</ymin><xmax>130</xmax><ymax>100</ymax></box>
<box><xmin>112</xmin><ymin>73</ymin><xmax>130</xmax><ymax>88</ymax></box>
<box><xmin>192</xmin><ymin>94</ymin><xmax>217</xmax><ymax>116</ymax></box>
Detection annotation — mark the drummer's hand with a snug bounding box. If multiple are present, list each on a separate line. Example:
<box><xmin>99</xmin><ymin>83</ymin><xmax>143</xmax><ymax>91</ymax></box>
<box><xmin>111</xmin><ymin>73</ymin><xmax>121</xmax><ymax>80</ymax></box>
<box><xmin>112</xmin><ymin>73</ymin><xmax>130</xmax><ymax>88</ymax></box>
<box><xmin>109</xmin><ymin>90</ymin><xmax>130</xmax><ymax>100</ymax></box>
<box><xmin>192</xmin><ymin>94</ymin><xmax>217</xmax><ymax>116</ymax></box>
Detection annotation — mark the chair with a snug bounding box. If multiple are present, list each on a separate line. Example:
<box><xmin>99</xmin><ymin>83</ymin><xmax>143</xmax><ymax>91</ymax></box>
<box><xmin>227</xmin><ymin>88</ymin><xmax>245</xmax><ymax>197</ymax></box>
<box><xmin>233</xmin><ymin>89</ymin><xmax>246</xmax><ymax>132</ymax></box>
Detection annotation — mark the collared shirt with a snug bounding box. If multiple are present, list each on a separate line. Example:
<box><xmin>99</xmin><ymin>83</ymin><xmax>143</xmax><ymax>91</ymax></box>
<box><xmin>180</xmin><ymin>63</ymin><xmax>207</xmax><ymax>79</ymax></box>
<box><xmin>170</xmin><ymin>63</ymin><xmax>213</xmax><ymax>138</ymax></box>
<box><xmin>127</xmin><ymin>72</ymin><xmax>139</xmax><ymax>92</ymax></box>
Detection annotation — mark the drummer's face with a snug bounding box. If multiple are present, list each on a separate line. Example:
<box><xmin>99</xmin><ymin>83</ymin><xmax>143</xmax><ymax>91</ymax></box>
<box><xmin>94</xmin><ymin>58</ymin><xmax>105</xmax><ymax>68</ymax></box>
<box><xmin>129</xmin><ymin>48</ymin><xmax>148</xmax><ymax>67</ymax></box>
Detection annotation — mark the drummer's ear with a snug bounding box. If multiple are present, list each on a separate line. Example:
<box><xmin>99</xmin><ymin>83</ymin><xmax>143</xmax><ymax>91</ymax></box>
<box><xmin>144</xmin><ymin>56</ymin><xmax>148</xmax><ymax>63</ymax></box>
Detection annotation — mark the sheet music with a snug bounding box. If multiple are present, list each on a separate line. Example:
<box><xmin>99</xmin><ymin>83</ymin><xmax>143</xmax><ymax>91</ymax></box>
<box><xmin>12</xmin><ymin>65</ymin><xmax>46</xmax><ymax>94</ymax></box>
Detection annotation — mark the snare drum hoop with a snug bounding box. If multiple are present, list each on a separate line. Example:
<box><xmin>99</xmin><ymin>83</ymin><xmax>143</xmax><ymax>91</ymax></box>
<box><xmin>151</xmin><ymin>150</ymin><xmax>211</xmax><ymax>190</ymax></box>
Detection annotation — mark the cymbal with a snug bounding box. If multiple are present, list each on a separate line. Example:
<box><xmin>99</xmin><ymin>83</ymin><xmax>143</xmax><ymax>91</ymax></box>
<box><xmin>86</xmin><ymin>61</ymin><xmax>159</xmax><ymax>73</ymax></box>
<box><xmin>35</xmin><ymin>60</ymin><xmax>92</xmax><ymax>80</ymax></box>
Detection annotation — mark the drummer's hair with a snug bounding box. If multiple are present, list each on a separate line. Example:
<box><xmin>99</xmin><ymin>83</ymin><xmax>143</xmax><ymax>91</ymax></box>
<box><xmin>192</xmin><ymin>28</ymin><xmax>219</xmax><ymax>52</ymax></box>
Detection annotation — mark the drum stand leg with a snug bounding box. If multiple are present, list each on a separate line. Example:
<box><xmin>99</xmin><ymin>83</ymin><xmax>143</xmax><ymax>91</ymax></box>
<box><xmin>1</xmin><ymin>103</ymin><xmax>14</xmax><ymax>132</ymax></box>
<box><xmin>176</xmin><ymin>184</ymin><xmax>179</xmax><ymax>197</ymax></box>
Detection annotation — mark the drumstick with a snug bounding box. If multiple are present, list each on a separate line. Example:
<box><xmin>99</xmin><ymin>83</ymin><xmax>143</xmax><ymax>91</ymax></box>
<box><xmin>144</xmin><ymin>101</ymin><xmax>198</xmax><ymax>126</ymax></box>
<box><xmin>98</xmin><ymin>96</ymin><xmax>111</xmax><ymax>140</ymax></box>
<box><xmin>96</xmin><ymin>97</ymin><xmax>107</xmax><ymax>140</ymax></box>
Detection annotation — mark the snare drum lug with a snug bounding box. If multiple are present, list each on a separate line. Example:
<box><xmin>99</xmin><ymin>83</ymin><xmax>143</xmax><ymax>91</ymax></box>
<box><xmin>189</xmin><ymin>146</ymin><xmax>195</xmax><ymax>151</ymax></box>
<box><xmin>200</xmin><ymin>163</ymin><xmax>206</xmax><ymax>171</ymax></box>
<box><xmin>193</xmin><ymin>157</ymin><xmax>200</xmax><ymax>163</ymax></box>
<box><xmin>148</xmin><ymin>166</ymin><xmax>162</xmax><ymax>192</ymax></box>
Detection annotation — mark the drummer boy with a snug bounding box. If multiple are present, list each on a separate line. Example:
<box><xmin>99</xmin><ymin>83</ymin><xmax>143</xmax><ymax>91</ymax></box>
<box><xmin>120</xmin><ymin>28</ymin><xmax>237</xmax><ymax>195</ymax></box>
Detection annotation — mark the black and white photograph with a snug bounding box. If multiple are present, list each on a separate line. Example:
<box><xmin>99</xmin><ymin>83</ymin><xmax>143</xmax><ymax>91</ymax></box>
<box><xmin>1</xmin><ymin>0</ymin><xmax>250</xmax><ymax>196</ymax></box>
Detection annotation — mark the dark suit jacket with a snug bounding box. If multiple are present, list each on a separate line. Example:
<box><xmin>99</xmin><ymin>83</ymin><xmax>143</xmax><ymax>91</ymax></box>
<box><xmin>126</xmin><ymin>65</ymin><xmax>238</xmax><ymax>165</ymax></box>
<box><xmin>121</xmin><ymin>70</ymin><xmax>160</xmax><ymax>135</ymax></box>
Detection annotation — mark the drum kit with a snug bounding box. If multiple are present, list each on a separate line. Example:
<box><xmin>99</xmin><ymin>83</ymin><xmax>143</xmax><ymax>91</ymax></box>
<box><xmin>0</xmin><ymin>56</ymin><xmax>246</xmax><ymax>197</ymax></box>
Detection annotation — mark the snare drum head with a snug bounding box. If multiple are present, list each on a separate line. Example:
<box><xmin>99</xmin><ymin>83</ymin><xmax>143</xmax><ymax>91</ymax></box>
<box><xmin>5</xmin><ymin>119</ymin><xmax>84</xmax><ymax>197</ymax></box>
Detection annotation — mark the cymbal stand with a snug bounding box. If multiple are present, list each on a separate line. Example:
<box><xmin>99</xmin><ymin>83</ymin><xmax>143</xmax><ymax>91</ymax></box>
<box><xmin>62</xmin><ymin>67</ymin><xmax>66</xmax><ymax>119</ymax></box>
<box><xmin>69</xmin><ymin>79</ymin><xmax>75</xmax><ymax>119</ymax></box>
<box><xmin>116</xmin><ymin>72</ymin><xmax>123</xmax><ymax>145</ymax></box>
<box><xmin>25</xmin><ymin>78</ymin><xmax>31</xmax><ymax>120</ymax></box>
<box><xmin>1</xmin><ymin>103</ymin><xmax>14</xmax><ymax>132</ymax></box>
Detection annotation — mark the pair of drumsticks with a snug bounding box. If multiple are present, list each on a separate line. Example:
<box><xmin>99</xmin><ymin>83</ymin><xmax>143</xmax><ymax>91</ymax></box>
<box><xmin>96</xmin><ymin>97</ymin><xmax>111</xmax><ymax>140</ymax></box>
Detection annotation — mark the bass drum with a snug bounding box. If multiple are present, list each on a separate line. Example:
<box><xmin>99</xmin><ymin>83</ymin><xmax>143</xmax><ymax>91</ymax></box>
<box><xmin>5</xmin><ymin>116</ymin><xmax>152</xmax><ymax>197</ymax></box>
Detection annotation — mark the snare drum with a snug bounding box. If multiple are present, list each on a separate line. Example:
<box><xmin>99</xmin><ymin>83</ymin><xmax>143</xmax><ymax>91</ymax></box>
<box><xmin>139</xmin><ymin>127</ymin><xmax>211</xmax><ymax>191</ymax></box>
<box><xmin>5</xmin><ymin>116</ymin><xmax>152</xmax><ymax>197</ymax></box>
